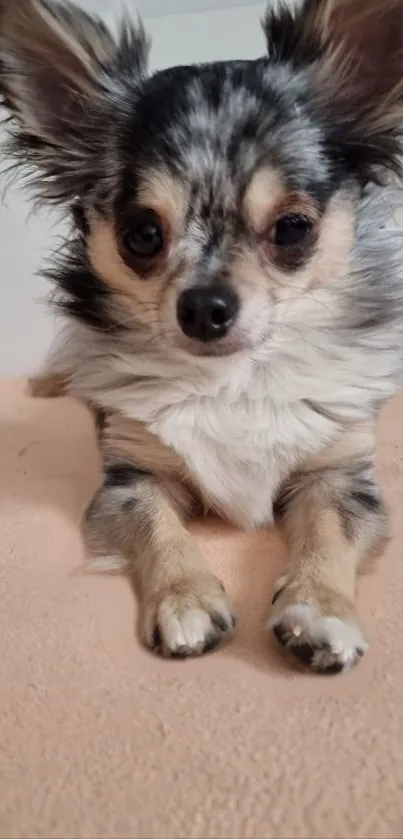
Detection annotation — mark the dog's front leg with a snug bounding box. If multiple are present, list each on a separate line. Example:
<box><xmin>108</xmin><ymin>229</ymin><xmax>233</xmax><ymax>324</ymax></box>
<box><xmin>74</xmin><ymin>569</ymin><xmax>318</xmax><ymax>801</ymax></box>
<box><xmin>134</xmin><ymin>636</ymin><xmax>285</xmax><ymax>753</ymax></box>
<box><xmin>270</xmin><ymin>445</ymin><xmax>389</xmax><ymax>674</ymax></box>
<box><xmin>84</xmin><ymin>466</ymin><xmax>235</xmax><ymax>657</ymax></box>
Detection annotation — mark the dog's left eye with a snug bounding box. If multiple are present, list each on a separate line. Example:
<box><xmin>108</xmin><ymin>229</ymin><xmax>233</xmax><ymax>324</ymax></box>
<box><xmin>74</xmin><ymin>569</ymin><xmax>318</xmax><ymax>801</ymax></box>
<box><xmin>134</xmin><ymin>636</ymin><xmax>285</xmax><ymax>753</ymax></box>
<box><xmin>123</xmin><ymin>210</ymin><xmax>164</xmax><ymax>259</ymax></box>
<box><xmin>274</xmin><ymin>213</ymin><xmax>313</xmax><ymax>248</ymax></box>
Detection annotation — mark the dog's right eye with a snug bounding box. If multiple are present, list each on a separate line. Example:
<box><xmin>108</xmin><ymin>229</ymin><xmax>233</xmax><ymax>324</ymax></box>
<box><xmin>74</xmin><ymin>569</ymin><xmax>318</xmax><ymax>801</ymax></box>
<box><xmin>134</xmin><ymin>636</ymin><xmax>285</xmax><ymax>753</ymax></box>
<box><xmin>274</xmin><ymin>213</ymin><xmax>313</xmax><ymax>248</ymax></box>
<box><xmin>122</xmin><ymin>210</ymin><xmax>164</xmax><ymax>259</ymax></box>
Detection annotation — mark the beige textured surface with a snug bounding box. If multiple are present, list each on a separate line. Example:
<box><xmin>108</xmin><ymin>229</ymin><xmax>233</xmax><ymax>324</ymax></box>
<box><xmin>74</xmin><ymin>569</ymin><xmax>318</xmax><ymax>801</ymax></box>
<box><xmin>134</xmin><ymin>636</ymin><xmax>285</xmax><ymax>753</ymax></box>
<box><xmin>1</xmin><ymin>379</ymin><xmax>403</xmax><ymax>839</ymax></box>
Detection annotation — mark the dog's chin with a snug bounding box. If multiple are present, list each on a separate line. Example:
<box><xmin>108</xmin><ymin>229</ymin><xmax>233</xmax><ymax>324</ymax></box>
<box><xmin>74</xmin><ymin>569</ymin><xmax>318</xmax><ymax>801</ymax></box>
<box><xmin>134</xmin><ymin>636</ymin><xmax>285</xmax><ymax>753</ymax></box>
<box><xmin>171</xmin><ymin>332</ymin><xmax>256</xmax><ymax>359</ymax></box>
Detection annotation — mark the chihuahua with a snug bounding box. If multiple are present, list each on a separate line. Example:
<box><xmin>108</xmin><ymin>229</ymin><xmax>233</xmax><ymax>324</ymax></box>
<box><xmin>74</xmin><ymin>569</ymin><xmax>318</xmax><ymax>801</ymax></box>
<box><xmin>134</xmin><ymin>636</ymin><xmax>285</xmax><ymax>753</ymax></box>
<box><xmin>1</xmin><ymin>0</ymin><xmax>403</xmax><ymax>673</ymax></box>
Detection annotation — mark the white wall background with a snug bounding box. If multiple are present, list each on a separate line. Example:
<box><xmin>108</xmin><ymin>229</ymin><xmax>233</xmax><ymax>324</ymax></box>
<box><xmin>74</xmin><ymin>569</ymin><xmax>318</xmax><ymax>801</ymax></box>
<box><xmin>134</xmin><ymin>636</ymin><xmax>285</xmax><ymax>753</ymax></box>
<box><xmin>0</xmin><ymin>1</ymin><xmax>264</xmax><ymax>376</ymax></box>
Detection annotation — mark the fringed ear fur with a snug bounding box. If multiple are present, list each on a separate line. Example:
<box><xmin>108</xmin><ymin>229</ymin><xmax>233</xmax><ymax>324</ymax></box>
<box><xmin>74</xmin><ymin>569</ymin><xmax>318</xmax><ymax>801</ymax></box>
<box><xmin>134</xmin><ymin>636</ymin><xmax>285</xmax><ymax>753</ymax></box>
<box><xmin>263</xmin><ymin>0</ymin><xmax>403</xmax><ymax>183</ymax></box>
<box><xmin>0</xmin><ymin>0</ymin><xmax>150</xmax><ymax>203</ymax></box>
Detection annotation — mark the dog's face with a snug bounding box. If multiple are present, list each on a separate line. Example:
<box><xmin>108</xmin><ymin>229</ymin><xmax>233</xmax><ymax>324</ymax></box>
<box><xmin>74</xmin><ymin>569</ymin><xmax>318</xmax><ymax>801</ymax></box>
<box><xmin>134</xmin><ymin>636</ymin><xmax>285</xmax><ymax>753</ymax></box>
<box><xmin>87</xmin><ymin>67</ymin><xmax>355</xmax><ymax>358</ymax></box>
<box><xmin>1</xmin><ymin>0</ymin><xmax>403</xmax><ymax>359</ymax></box>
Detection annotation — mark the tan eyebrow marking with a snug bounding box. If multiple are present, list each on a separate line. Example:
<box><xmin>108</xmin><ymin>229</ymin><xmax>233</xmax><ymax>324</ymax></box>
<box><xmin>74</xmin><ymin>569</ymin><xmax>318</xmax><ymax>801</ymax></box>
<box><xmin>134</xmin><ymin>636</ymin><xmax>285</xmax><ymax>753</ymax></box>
<box><xmin>243</xmin><ymin>166</ymin><xmax>285</xmax><ymax>231</ymax></box>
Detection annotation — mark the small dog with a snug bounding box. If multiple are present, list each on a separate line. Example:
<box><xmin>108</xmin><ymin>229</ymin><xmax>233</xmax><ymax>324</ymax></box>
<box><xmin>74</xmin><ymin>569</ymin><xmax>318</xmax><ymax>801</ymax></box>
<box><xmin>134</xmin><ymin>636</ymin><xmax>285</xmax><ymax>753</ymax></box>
<box><xmin>2</xmin><ymin>0</ymin><xmax>403</xmax><ymax>674</ymax></box>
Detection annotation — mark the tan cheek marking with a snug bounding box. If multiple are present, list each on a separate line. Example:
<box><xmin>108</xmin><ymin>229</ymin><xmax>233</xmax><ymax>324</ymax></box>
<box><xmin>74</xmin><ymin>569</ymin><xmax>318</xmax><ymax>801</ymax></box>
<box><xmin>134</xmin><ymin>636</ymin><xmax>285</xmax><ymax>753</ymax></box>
<box><xmin>88</xmin><ymin>219</ymin><xmax>164</xmax><ymax>316</ymax></box>
<box><xmin>243</xmin><ymin>167</ymin><xmax>285</xmax><ymax>231</ymax></box>
<box><xmin>88</xmin><ymin>170</ymin><xmax>189</xmax><ymax>309</ymax></box>
<box><xmin>228</xmin><ymin>196</ymin><xmax>355</xmax><ymax>302</ymax></box>
<box><xmin>310</xmin><ymin>196</ymin><xmax>355</xmax><ymax>287</ymax></box>
<box><xmin>88</xmin><ymin>219</ymin><xmax>139</xmax><ymax>295</ymax></box>
<box><xmin>269</xmin><ymin>195</ymin><xmax>355</xmax><ymax>299</ymax></box>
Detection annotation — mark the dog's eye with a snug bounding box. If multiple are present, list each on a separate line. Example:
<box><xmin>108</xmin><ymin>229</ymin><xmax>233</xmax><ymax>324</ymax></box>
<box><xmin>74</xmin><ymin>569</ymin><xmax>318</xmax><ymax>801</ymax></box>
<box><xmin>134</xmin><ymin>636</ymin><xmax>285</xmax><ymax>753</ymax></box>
<box><xmin>123</xmin><ymin>211</ymin><xmax>164</xmax><ymax>259</ymax></box>
<box><xmin>274</xmin><ymin>213</ymin><xmax>313</xmax><ymax>248</ymax></box>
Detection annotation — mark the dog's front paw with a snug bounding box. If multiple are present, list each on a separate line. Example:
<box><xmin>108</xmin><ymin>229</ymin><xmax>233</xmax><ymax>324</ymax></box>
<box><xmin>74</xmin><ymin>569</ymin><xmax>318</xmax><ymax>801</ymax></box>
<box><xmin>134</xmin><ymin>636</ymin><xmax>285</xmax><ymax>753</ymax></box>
<box><xmin>141</xmin><ymin>574</ymin><xmax>236</xmax><ymax>658</ymax></box>
<box><xmin>269</xmin><ymin>599</ymin><xmax>367</xmax><ymax>675</ymax></box>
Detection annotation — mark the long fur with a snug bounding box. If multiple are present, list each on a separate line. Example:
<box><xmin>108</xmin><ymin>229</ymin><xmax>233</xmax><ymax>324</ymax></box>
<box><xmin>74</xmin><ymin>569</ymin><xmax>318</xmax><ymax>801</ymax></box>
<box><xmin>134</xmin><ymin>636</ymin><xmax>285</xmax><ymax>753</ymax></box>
<box><xmin>2</xmin><ymin>0</ymin><xmax>403</xmax><ymax>671</ymax></box>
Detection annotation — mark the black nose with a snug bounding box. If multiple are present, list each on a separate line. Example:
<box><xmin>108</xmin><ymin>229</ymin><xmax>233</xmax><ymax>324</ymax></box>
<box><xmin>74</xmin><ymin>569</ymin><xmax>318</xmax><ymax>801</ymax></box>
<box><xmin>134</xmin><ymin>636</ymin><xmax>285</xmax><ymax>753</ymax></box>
<box><xmin>176</xmin><ymin>284</ymin><xmax>239</xmax><ymax>342</ymax></box>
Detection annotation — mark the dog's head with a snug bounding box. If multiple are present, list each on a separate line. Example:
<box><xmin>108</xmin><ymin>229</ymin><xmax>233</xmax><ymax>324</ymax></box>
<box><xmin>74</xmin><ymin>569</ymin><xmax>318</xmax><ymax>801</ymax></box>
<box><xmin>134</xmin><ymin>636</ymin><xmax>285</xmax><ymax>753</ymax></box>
<box><xmin>1</xmin><ymin>0</ymin><xmax>403</xmax><ymax>359</ymax></box>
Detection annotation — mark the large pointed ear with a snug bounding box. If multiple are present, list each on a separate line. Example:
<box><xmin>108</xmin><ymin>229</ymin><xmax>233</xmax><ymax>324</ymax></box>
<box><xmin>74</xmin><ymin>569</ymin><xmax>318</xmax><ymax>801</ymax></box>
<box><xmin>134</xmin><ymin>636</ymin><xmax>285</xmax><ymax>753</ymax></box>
<box><xmin>263</xmin><ymin>0</ymin><xmax>403</xmax><ymax>183</ymax></box>
<box><xmin>0</xmin><ymin>0</ymin><xmax>149</xmax><ymax>202</ymax></box>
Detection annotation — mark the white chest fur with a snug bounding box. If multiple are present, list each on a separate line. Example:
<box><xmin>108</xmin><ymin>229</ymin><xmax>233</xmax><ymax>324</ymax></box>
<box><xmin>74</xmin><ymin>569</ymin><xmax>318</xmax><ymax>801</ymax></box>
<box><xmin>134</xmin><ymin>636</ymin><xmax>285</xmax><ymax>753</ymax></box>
<box><xmin>59</xmin><ymin>327</ymin><xmax>358</xmax><ymax>529</ymax></box>
<box><xmin>151</xmin><ymin>385</ymin><xmax>333</xmax><ymax>528</ymax></box>
<box><xmin>61</xmin><ymin>332</ymin><xmax>341</xmax><ymax>529</ymax></box>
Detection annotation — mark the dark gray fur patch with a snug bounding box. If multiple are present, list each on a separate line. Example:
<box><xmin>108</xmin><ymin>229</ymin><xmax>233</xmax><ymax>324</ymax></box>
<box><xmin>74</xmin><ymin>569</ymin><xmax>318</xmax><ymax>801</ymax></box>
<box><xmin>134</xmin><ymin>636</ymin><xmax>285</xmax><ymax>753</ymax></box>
<box><xmin>336</xmin><ymin>462</ymin><xmax>385</xmax><ymax>540</ymax></box>
<box><xmin>275</xmin><ymin>459</ymin><xmax>386</xmax><ymax>542</ymax></box>
<box><xmin>104</xmin><ymin>463</ymin><xmax>149</xmax><ymax>488</ymax></box>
